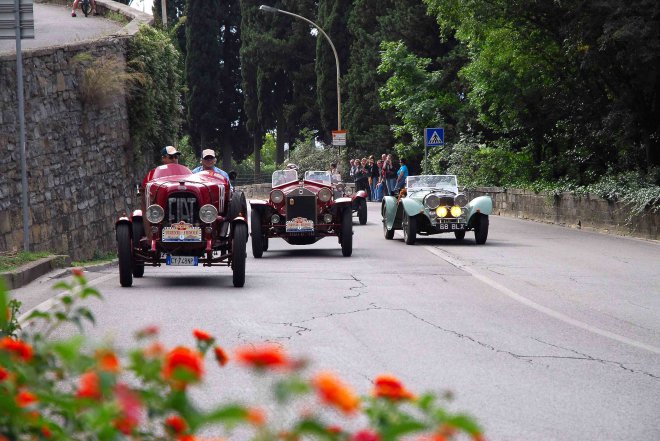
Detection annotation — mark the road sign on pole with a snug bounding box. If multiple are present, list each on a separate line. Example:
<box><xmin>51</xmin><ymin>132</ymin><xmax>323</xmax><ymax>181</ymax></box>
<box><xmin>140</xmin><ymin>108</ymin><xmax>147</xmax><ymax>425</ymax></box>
<box><xmin>0</xmin><ymin>0</ymin><xmax>34</xmax><ymax>39</ymax></box>
<box><xmin>332</xmin><ymin>130</ymin><xmax>347</xmax><ymax>146</ymax></box>
<box><xmin>423</xmin><ymin>128</ymin><xmax>444</xmax><ymax>175</ymax></box>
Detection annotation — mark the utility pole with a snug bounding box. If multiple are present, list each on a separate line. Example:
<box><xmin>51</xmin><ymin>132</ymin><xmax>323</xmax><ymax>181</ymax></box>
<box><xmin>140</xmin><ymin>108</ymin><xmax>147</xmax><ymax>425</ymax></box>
<box><xmin>161</xmin><ymin>0</ymin><xmax>167</xmax><ymax>26</ymax></box>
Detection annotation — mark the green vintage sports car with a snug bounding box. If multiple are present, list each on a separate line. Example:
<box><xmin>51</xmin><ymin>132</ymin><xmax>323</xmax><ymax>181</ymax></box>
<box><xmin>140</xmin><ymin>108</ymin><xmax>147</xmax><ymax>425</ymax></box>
<box><xmin>381</xmin><ymin>175</ymin><xmax>493</xmax><ymax>245</ymax></box>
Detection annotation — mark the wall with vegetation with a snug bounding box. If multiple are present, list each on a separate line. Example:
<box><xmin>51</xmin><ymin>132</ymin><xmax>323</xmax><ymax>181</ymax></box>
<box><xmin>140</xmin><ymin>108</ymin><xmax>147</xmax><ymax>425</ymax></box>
<box><xmin>0</xmin><ymin>1</ymin><xmax>153</xmax><ymax>260</ymax></box>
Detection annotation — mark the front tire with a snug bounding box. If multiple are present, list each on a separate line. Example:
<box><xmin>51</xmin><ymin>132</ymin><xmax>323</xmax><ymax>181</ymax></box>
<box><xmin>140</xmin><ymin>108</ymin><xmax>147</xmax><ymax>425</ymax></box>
<box><xmin>454</xmin><ymin>230</ymin><xmax>466</xmax><ymax>241</ymax></box>
<box><xmin>132</xmin><ymin>219</ymin><xmax>145</xmax><ymax>277</ymax></box>
<box><xmin>263</xmin><ymin>235</ymin><xmax>269</xmax><ymax>251</ymax></box>
<box><xmin>250</xmin><ymin>210</ymin><xmax>264</xmax><ymax>258</ymax></box>
<box><xmin>402</xmin><ymin>212</ymin><xmax>417</xmax><ymax>245</ymax></box>
<box><xmin>232</xmin><ymin>223</ymin><xmax>247</xmax><ymax>287</ymax></box>
<box><xmin>358</xmin><ymin>198</ymin><xmax>367</xmax><ymax>225</ymax></box>
<box><xmin>383</xmin><ymin>220</ymin><xmax>394</xmax><ymax>240</ymax></box>
<box><xmin>340</xmin><ymin>207</ymin><xmax>353</xmax><ymax>257</ymax></box>
<box><xmin>116</xmin><ymin>224</ymin><xmax>133</xmax><ymax>287</ymax></box>
<box><xmin>474</xmin><ymin>214</ymin><xmax>489</xmax><ymax>244</ymax></box>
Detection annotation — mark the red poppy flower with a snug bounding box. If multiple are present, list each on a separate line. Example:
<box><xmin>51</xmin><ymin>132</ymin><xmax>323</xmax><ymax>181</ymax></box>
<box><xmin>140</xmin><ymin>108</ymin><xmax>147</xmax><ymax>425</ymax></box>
<box><xmin>96</xmin><ymin>349</ymin><xmax>120</xmax><ymax>373</ymax></box>
<box><xmin>214</xmin><ymin>346</ymin><xmax>229</xmax><ymax>367</ymax></box>
<box><xmin>352</xmin><ymin>430</ymin><xmax>380</xmax><ymax>441</ymax></box>
<box><xmin>41</xmin><ymin>426</ymin><xmax>52</xmax><ymax>438</ymax></box>
<box><xmin>162</xmin><ymin>346</ymin><xmax>204</xmax><ymax>389</ymax></box>
<box><xmin>165</xmin><ymin>414</ymin><xmax>188</xmax><ymax>434</ymax></box>
<box><xmin>313</xmin><ymin>372</ymin><xmax>360</xmax><ymax>414</ymax></box>
<box><xmin>246</xmin><ymin>407</ymin><xmax>266</xmax><ymax>426</ymax></box>
<box><xmin>235</xmin><ymin>344</ymin><xmax>291</xmax><ymax>370</ymax></box>
<box><xmin>76</xmin><ymin>371</ymin><xmax>102</xmax><ymax>400</ymax></box>
<box><xmin>71</xmin><ymin>268</ymin><xmax>84</xmax><ymax>277</ymax></box>
<box><xmin>114</xmin><ymin>383</ymin><xmax>141</xmax><ymax>434</ymax></box>
<box><xmin>0</xmin><ymin>366</ymin><xmax>10</xmax><ymax>382</ymax></box>
<box><xmin>16</xmin><ymin>390</ymin><xmax>38</xmax><ymax>407</ymax></box>
<box><xmin>372</xmin><ymin>374</ymin><xmax>414</xmax><ymax>401</ymax></box>
<box><xmin>193</xmin><ymin>329</ymin><xmax>214</xmax><ymax>342</ymax></box>
<box><xmin>0</xmin><ymin>337</ymin><xmax>33</xmax><ymax>362</ymax></box>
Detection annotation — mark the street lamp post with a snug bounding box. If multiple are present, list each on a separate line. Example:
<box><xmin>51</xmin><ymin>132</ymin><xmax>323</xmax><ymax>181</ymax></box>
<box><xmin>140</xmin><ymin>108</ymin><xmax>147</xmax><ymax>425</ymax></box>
<box><xmin>259</xmin><ymin>5</ymin><xmax>342</xmax><ymax>132</ymax></box>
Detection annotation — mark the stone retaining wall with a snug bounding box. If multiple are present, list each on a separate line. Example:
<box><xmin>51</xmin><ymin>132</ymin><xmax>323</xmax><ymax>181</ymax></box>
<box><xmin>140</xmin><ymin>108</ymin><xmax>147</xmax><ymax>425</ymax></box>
<box><xmin>0</xmin><ymin>1</ymin><xmax>152</xmax><ymax>260</ymax></box>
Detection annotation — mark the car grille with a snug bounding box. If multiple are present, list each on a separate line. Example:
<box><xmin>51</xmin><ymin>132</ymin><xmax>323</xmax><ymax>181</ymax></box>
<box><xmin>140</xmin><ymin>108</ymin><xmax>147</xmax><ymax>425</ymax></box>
<box><xmin>286</xmin><ymin>188</ymin><xmax>317</xmax><ymax>224</ymax></box>
<box><xmin>167</xmin><ymin>192</ymin><xmax>199</xmax><ymax>225</ymax></box>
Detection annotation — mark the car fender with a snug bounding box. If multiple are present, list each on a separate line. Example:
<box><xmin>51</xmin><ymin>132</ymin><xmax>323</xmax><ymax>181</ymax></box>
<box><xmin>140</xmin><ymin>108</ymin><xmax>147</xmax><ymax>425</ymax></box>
<box><xmin>466</xmin><ymin>196</ymin><xmax>493</xmax><ymax>224</ymax></box>
<box><xmin>382</xmin><ymin>196</ymin><xmax>398</xmax><ymax>230</ymax></box>
<box><xmin>115</xmin><ymin>218</ymin><xmax>132</xmax><ymax>241</ymax></box>
<box><xmin>335</xmin><ymin>197</ymin><xmax>352</xmax><ymax>205</ymax></box>
<box><xmin>400</xmin><ymin>197</ymin><xmax>425</xmax><ymax>218</ymax></box>
<box><xmin>249</xmin><ymin>199</ymin><xmax>268</xmax><ymax>214</ymax></box>
<box><xmin>230</xmin><ymin>217</ymin><xmax>248</xmax><ymax>237</ymax></box>
<box><xmin>355</xmin><ymin>190</ymin><xmax>368</xmax><ymax>199</ymax></box>
<box><xmin>132</xmin><ymin>209</ymin><xmax>143</xmax><ymax>218</ymax></box>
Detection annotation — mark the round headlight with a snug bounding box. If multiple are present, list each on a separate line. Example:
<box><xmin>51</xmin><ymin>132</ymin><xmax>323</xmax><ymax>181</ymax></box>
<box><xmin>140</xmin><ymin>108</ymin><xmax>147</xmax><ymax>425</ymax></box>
<box><xmin>450</xmin><ymin>206</ymin><xmax>463</xmax><ymax>217</ymax></box>
<box><xmin>425</xmin><ymin>194</ymin><xmax>440</xmax><ymax>209</ymax></box>
<box><xmin>199</xmin><ymin>204</ymin><xmax>218</xmax><ymax>223</ymax></box>
<box><xmin>454</xmin><ymin>194</ymin><xmax>468</xmax><ymax>207</ymax></box>
<box><xmin>436</xmin><ymin>206</ymin><xmax>448</xmax><ymax>218</ymax></box>
<box><xmin>318</xmin><ymin>187</ymin><xmax>332</xmax><ymax>203</ymax></box>
<box><xmin>271</xmin><ymin>214</ymin><xmax>281</xmax><ymax>224</ymax></box>
<box><xmin>146</xmin><ymin>204</ymin><xmax>164</xmax><ymax>223</ymax></box>
<box><xmin>323</xmin><ymin>213</ymin><xmax>333</xmax><ymax>224</ymax></box>
<box><xmin>270</xmin><ymin>190</ymin><xmax>284</xmax><ymax>204</ymax></box>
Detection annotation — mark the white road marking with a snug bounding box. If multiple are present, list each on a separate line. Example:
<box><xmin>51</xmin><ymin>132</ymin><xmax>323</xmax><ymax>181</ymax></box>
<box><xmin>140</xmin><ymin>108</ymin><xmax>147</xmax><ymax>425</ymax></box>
<box><xmin>424</xmin><ymin>246</ymin><xmax>660</xmax><ymax>355</ymax></box>
<box><xmin>18</xmin><ymin>273</ymin><xmax>116</xmax><ymax>327</ymax></box>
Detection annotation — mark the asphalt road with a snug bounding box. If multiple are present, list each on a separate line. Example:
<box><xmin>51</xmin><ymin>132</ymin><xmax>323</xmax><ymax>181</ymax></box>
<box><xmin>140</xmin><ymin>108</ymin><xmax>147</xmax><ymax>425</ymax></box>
<box><xmin>12</xmin><ymin>203</ymin><xmax>660</xmax><ymax>441</ymax></box>
<box><xmin>0</xmin><ymin>3</ymin><xmax>122</xmax><ymax>55</ymax></box>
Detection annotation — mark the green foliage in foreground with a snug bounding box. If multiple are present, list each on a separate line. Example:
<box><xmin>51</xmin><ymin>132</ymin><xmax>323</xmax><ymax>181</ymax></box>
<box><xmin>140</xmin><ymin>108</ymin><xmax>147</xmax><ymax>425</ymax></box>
<box><xmin>0</xmin><ymin>252</ymin><xmax>52</xmax><ymax>273</ymax></box>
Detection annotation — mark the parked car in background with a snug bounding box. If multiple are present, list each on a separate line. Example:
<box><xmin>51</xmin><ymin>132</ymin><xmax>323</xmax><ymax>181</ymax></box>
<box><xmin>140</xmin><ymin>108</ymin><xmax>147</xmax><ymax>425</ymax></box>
<box><xmin>115</xmin><ymin>164</ymin><xmax>248</xmax><ymax>288</ymax></box>
<box><xmin>331</xmin><ymin>174</ymin><xmax>368</xmax><ymax>225</ymax></box>
<box><xmin>381</xmin><ymin>175</ymin><xmax>492</xmax><ymax>245</ymax></box>
<box><xmin>250</xmin><ymin>169</ymin><xmax>354</xmax><ymax>257</ymax></box>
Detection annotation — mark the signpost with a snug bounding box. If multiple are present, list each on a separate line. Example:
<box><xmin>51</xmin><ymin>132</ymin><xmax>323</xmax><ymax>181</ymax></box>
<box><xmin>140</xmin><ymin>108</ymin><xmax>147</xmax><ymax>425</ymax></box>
<box><xmin>424</xmin><ymin>127</ymin><xmax>444</xmax><ymax>174</ymax></box>
<box><xmin>332</xmin><ymin>130</ymin><xmax>346</xmax><ymax>154</ymax></box>
<box><xmin>1</xmin><ymin>0</ymin><xmax>34</xmax><ymax>251</ymax></box>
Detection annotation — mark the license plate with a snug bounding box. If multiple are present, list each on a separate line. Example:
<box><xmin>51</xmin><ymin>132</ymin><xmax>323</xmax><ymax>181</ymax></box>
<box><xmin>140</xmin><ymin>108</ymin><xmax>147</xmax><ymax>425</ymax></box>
<box><xmin>166</xmin><ymin>255</ymin><xmax>199</xmax><ymax>266</ymax></box>
<box><xmin>285</xmin><ymin>217</ymin><xmax>315</xmax><ymax>232</ymax></box>
<box><xmin>162</xmin><ymin>222</ymin><xmax>202</xmax><ymax>242</ymax></box>
<box><xmin>438</xmin><ymin>223</ymin><xmax>465</xmax><ymax>231</ymax></box>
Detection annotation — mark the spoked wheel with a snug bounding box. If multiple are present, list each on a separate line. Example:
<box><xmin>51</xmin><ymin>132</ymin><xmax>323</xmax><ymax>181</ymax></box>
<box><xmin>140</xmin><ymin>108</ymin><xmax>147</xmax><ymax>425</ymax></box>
<box><xmin>132</xmin><ymin>219</ymin><xmax>145</xmax><ymax>277</ymax></box>
<box><xmin>402</xmin><ymin>212</ymin><xmax>417</xmax><ymax>245</ymax></box>
<box><xmin>358</xmin><ymin>198</ymin><xmax>367</xmax><ymax>225</ymax></box>
<box><xmin>474</xmin><ymin>214</ymin><xmax>489</xmax><ymax>244</ymax></box>
<box><xmin>250</xmin><ymin>210</ymin><xmax>264</xmax><ymax>258</ymax></box>
<box><xmin>116</xmin><ymin>224</ymin><xmax>133</xmax><ymax>287</ymax></box>
<box><xmin>454</xmin><ymin>230</ymin><xmax>466</xmax><ymax>241</ymax></box>
<box><xmin>340</xmin><ymin>207</ymin><xmax>353</xmax><ymax>257</ymax></box>
<box><xmin>81</xmin><ymin>0</ymin><xmax>91</xmax><ymax>17</ymax></box>
<box><xmin>232</xmin><ymin>223</ymin><xmax>247</xmax><ymax>287</ymax></box>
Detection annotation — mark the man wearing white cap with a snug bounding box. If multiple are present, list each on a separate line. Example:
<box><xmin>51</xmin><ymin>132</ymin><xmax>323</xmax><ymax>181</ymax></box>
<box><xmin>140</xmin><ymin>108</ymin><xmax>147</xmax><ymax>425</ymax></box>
<box><xmin>161</xmin><ymin>146</ymin><xmax>181</xmax><ymax>164</ymax></box>
<box><xmin>192</xmin><ymin>149</ymin><xmax>232</xmax><ymax>187</ymax></box>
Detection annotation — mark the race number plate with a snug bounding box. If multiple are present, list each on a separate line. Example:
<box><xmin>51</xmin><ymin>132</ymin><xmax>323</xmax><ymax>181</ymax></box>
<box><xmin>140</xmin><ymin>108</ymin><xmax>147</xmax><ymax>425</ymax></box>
<box><xmin>285</xmin><ymin>217</ymin><xmax>315</xmax><ymax>233</ymax></box>
<box><xmin>162</xmin><ymin>221</ymin><xmax>202</xmax><ymax>242</ymax></box>
<box><xmin>165</xmin><ymin>255</ymin><xmax>199</xmax><ymax>266</ymax></box>
<box><xmin>438</xmin><ymin>222</ymin><xmax>466</xmax><ymax>231</ymax></box>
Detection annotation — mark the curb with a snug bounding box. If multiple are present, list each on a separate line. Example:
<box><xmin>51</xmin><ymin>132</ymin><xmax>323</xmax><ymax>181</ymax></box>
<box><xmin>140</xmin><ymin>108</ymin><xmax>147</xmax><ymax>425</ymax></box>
<box><xmin>1</xmin><ymin>255</ymin><xmax>71</xmax><ymax>290</ymax></box>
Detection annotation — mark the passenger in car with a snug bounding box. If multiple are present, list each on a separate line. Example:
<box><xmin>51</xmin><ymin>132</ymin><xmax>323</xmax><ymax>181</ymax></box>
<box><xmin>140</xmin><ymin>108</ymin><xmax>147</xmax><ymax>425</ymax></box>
<box><xmin>192</xmin><ymin>149</ymin><xmax>232</xmax><ymax>188</ymax></box>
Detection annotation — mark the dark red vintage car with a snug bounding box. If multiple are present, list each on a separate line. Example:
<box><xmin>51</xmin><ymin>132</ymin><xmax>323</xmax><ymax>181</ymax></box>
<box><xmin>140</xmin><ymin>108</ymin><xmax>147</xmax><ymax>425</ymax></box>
<box><xmin>249</xmin><ymin>170</ymin><xmax>353</xmax><ymax>258</ymax></box>
<box><xmin>115</xmin><ymin>164</ymin><xmax>248</xmax><ymax>288</ymax></box>
<box><xmin>331</xmin><ymin>175</ymin><xmax>368</xmax><ymax>225</ymax></box>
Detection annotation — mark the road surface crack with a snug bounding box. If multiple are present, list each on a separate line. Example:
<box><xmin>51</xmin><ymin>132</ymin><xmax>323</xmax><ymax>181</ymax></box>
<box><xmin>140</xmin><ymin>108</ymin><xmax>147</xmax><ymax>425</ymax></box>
<box><xmin>345</xmin><ymin>275</ymin><xmax>366</xmax><ymax>299</ymax></box>
<box><xmin>532</xmin><ymin>338</ymin><xmax>659</xmax><ymax>380</ymax></box>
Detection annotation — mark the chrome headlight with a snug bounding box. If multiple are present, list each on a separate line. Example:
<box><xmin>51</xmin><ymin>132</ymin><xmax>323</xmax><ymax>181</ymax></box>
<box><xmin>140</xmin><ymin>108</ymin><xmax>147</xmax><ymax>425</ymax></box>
<box><xmin>199</xmin><ymin>204</ymin><xmax>218</xmax><ymax>223</ymax></box>
<box><xmin>323</xmin><ymin>213</ymin><xmax>333</xmax><ymax>224</ymax></box>
<box><xmin>436</xmin><ymin>206</ymin><xmax>448</xmax><ymax>218</ymax></box>
<box><xmin>450</xmin><ymin>206</ymin><xmax>463</xmax><ymax>217</ymax></box>
<box><xmin>454</xmin><ymin>194</ymin><xmax>468</xmax><ymax>207</ymax></box>
<box><xmin>271</xmin><ymin>214</ymin><xmax>281</xmax><ymax>224</ymax></box>
<box><xmin>425</xmin><ymin>194</ymin><xmax>440</xmax><ymax>209</ymax></box>
<box><xmin>318</xmin><ymin>188</ymin><xmax>332</xmax><ymax>203</ymax></box>
<box><xmin>146</xmin><ymin>204</ymin><xmax>164</xmax><ymax>223</ymax></box>
<box><xmin>270</xmin><ymin>190</ymin><xmax>284</xmax><ymax>204</ymax></box>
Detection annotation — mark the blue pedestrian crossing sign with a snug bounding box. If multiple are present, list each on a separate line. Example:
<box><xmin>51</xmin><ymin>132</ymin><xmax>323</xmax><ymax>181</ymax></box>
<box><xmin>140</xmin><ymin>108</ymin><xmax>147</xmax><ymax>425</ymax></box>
<box><xmin>424</xmin><ymin>128</ymin><xmax>445</xmax><ymax>147</ymax></box>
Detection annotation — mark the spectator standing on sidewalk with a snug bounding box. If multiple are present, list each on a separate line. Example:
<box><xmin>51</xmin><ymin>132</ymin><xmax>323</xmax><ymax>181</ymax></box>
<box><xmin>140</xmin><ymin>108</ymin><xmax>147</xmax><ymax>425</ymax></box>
<box><xmin>393</xmin><ymin>158</ymin><xmax>409</xmax><ymax>194</ymax></box>
<box><xmin>369</xmin><ymin>155</ymin><xmax>380</xmax><ymax>201</ymax></box>
<box><xmin>383</xmin><ymin>154</ymin><xmax>397</xmax><ymax>196</ymax></box>
<box><xmin>373</xmin><ymin>159</ymin><xmax>385</xmax><ymax>201</ymax></box>
<box><xmin>355</xmin><ymin>158</ymin><xmax>370</xmax><ymax>195</ymax></box>
<box><xmin>71</xmin><ymin>0</ymin><xmax>97</xmax><ymax>17</ymax></box>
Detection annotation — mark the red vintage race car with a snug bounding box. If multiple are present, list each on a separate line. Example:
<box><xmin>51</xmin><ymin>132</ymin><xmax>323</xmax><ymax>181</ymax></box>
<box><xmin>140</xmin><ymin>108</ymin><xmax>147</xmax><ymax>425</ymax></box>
<box><xmin>250</xmin><ymin>169</ymin><xmax>354</xmax><ymax>258</ymax></box>
<box><xmin>331</xmin><ymin>175</ymin><xmax>368</xmax><ymax>225</ymax></box>
<box><xmin>115</xmin><ymin>164</ymin><xmax>248</xmax><ymax>288</ymax></box>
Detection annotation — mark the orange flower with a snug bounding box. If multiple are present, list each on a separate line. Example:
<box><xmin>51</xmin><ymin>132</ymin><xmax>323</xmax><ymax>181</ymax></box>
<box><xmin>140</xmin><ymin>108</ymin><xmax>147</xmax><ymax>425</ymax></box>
<box><xmin>235</xmin><ymin>344</ymin><xmax>291</xmax><ymax>370</ymax></box>
<box><xmin>372</xmin><ymin>374</ymin><xmax>414</xmax><ymax>401</ymax></box>
<box><xmin>114</xmin><ymin>383</ymin><xmax>142</xmax><ymax>435</ymax></box>
<box><xmin>472</xmin><ymin>434</ymin><xmax>486</xmax><ymax>441</ymax></box>
<box><xmin>193</xmin><ymin>329</ymin><xmax>214</xmax><ymax>342</ymax></box>
<box><xmin>76</xmin><ymin>371</ymin><xmax>102</xmax><ymax>400</ymax></box>
<box><xmin>327</xmin><ymin>425</ymin><xmax>343</xmax><ymax>434</ymax></box>
<box><xmin>162</xmin><ymin>346</ymin><xmax>204</xmax><ymax>389</ymax></box>
<box><xmin>165</xmin><ymin>415</ymin><xmax>188</xmax><ymax>434</ymax></box>
<box><xmin>0</xmin><ymin>337</ymin><xmax>33</xmax><ymax>362</ymax></box>
<box><xmin>246</xmin><ymin>407</ymin><xmax>266</xmax><ymax>426</ymax></box>
<box><xmin>312</xmin><ymin>372</ymin><xmax>360</xmax><ymax>414</ymax></box>
<box><xmin>71</xmin><ymin>268</ymin><xmax>84</xmax><ymax>277</ymax></box>
<box><xmin>16</xmin><ymin>390</ymin><xmax>38</xmax><ymax>407</ymax></box>
<box><xmin>436</xmin><ymin>424</ymin><xmax>457</xmax><ymax>438</ymax></box>
<box><xmin>214</xmin><ymin>346</ymin><xmax>229</xmax><ymax>366</ymax></box>
<box><xmin>96</xmin><ymin>349</ymin><xmax>120</xmax><ymax>373</ymax></box>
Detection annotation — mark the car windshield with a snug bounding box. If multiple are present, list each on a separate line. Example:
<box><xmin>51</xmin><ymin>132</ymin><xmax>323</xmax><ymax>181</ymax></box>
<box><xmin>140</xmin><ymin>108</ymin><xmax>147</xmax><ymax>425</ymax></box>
<box><xmin>272</xmin><ymin>169</ymin><xmax>299</xmax><ymax>187</ymax></box>
<box><xmin>407</xmin><ymin>175</ymin><xmax>458</xmax><ymax>192</ymax></box>
<box><xmin>304</xmin><ymin>171</ymin><xmax>332</xmax><ymax>186</ymax></box>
